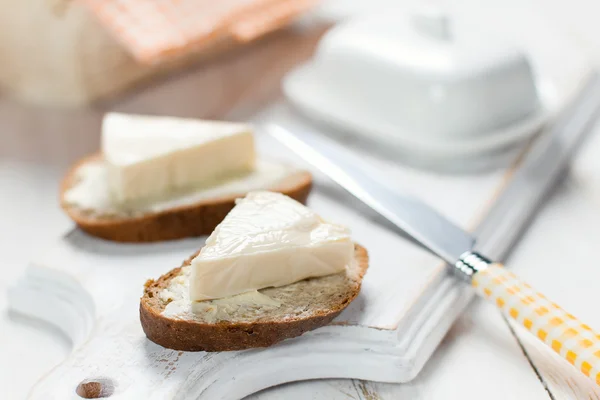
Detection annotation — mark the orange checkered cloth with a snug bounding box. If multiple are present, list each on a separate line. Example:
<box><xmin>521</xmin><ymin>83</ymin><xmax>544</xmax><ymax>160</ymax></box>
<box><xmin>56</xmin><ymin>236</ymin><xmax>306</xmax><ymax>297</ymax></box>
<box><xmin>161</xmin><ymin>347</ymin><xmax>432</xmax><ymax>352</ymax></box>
<box><xmin>83</xmin><ymin>0</ymin><xmax>319</xmax><ymax>64</ymax></box>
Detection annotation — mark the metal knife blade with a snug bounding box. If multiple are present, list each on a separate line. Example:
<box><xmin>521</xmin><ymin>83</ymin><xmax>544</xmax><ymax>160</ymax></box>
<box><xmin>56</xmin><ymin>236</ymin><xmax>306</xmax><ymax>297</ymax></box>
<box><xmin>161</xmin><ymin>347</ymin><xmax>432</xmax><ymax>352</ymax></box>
<box><xmin>268</xmin><ymin>124</ymin><xmax>475</xmax><ymax>265</ymax></box>
<box><xmin>268</xmin><ymin>73</ymin><xmax>600</xmax><ymax>265</ymax></box>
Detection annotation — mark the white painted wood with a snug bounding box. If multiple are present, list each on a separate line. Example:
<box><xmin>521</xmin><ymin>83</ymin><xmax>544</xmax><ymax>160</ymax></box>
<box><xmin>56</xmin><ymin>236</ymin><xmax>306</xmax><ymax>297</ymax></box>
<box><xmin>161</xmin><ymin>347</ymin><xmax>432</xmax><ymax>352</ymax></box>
<box><xmin>0</xmin><ymin>154</ymin><xmax>549</xmax><ymax>400</ymax></box>
<box><xmin>454</xmin><ymin>0</ymin><xmax>600</xmax><ymax>397</ymax></box>
<box><xmin>7</xmin><ymin>103</ymin><xmax>581</xmax><ymax>399</ymax></box>
<box><xmin>7</xmin><ymin>164</ymin><xmax>510</xmax><ymax>399</ymax></box>
<box><xmin>498</xmin><ymin>124</ymin><xmax>600</xmax><ymax>399</ymax></box>
<box><xmin>249</xmin><ymin>302</ymin><xmax>550</xmax><ymax>400</ymax></box>
<box><xmin>0</xmin><ymin>161</ymin><xmax>73</xmax><ymax>400</ymax></box>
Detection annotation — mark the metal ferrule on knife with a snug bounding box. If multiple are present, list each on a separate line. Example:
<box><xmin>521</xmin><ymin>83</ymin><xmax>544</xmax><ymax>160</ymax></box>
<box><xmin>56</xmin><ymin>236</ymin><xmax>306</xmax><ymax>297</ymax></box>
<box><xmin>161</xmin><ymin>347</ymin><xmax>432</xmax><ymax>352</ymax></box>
<box><xmin>453</xmin><ymin>251</ymin><xmax>492</xmax><ymax>282</ymax></box>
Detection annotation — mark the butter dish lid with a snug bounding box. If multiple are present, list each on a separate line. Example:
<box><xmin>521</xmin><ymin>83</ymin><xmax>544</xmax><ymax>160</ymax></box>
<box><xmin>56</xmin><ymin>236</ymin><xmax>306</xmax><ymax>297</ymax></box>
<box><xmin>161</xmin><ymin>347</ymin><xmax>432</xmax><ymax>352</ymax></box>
<box><xmin>282</xmin><ymin>7</ymin><xmax>559</xmax><ymax>171</ymax></box>
<box><xmin>318</xmin><ymin>7</ymin><xmax>525</xmax><ymax>80</ymax></box>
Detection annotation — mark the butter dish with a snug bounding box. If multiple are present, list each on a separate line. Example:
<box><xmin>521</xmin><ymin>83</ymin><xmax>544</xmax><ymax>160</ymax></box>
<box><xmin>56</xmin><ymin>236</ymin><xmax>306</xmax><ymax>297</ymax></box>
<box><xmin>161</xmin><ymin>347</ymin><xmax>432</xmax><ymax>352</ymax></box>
<box><xmin>284</xmin><ymin>8</ymin><xmax>550</xmax><ymax>171</ymax></box>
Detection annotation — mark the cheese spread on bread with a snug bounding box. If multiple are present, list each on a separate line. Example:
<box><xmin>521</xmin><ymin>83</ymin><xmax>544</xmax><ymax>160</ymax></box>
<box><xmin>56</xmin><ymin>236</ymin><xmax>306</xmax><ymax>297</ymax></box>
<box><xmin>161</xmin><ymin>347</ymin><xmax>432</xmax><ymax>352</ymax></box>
<box><xmin>102</xmin><ymin>113</ymin><xmax>255</xmax><ymax>205</ymax></box>
<box><xmin>160</xmin><ymin>265</ymin><xmax>281</xmax><ymax>323</ymax></box>
<box><xmin>189</xmin><ymin>191</ymin><xmax>354</xmax><ymax>301</ymax></box>
<box><xmin>63</xmin><ymin>159</ymin><xmax>297</xmax><ymax>216</ymax></box>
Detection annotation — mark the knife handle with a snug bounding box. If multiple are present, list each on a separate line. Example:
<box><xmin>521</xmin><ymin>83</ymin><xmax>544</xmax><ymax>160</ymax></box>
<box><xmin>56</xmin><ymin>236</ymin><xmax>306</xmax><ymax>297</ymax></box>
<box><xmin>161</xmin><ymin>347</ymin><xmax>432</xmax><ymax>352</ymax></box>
<box><xmin>471</xmin><ymin>263</ymin><xmax>600</xmax><ymax>385</ymax></box>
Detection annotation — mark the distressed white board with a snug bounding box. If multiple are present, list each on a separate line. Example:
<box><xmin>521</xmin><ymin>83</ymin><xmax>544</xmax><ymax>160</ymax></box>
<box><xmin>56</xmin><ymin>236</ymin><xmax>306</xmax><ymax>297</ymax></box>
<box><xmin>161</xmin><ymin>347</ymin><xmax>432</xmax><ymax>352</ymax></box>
<box><xmin>6</xmin><ymin>111</ymin><xmax>582</xmax><ymax>399</ymax></box>
<box><xmin>501</xmin><ymin>124</ymin><xmax>600</xmax><ymax>400</ymax></box>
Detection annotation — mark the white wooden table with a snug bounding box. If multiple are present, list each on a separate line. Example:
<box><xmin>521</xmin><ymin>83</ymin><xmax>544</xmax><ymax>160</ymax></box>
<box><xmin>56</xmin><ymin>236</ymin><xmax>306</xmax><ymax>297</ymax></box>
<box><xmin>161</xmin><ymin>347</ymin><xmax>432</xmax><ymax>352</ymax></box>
<box><xmin>3</xmin><ymin>0</ymin><xmax>600</xmax><ymax>398</ymax></box>
<box><xmin>2</xmin><ymin>159</ymin><xmax>593</xmax><ymax>399</ymax></box>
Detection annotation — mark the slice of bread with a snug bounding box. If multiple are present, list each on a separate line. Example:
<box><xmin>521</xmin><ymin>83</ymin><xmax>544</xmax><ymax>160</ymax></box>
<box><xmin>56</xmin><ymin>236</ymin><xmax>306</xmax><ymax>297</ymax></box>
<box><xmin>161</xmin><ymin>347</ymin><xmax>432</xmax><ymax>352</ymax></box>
<box><xmin>140</xmin><ymin>244</ymin><xmax>368</xmax><ymax>351</ymax></box>
<box><xmin>60</xmin><ymin>154</ymin><xmax>313</xmax><ymax>242</ymax></box>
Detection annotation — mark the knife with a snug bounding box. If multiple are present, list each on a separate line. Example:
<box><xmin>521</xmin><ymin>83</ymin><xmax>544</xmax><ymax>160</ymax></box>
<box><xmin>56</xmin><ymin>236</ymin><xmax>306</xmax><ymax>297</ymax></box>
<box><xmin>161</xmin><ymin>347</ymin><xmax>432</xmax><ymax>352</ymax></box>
<box><xmin>269</xmin><ymin>73</ymin><xmax>600</xmax><ymax>385</ymax></box>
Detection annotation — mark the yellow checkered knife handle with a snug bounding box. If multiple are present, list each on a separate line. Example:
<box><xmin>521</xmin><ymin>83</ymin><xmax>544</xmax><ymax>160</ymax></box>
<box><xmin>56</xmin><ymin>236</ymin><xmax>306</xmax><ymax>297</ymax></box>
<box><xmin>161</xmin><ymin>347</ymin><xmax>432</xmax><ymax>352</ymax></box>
<box><xmin>471</xmin><ymin>262</ymin><xmax>600</xmax><ymax>384</ymax></box>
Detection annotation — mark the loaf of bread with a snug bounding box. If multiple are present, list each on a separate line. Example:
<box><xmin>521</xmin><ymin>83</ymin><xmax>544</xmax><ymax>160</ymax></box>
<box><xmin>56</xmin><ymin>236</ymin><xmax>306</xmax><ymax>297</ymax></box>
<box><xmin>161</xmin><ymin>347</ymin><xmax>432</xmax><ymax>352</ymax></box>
<box><xmin>0</xmin><ymin>1</ymin><xmax>317</xmax><ymax>106</ymax></box>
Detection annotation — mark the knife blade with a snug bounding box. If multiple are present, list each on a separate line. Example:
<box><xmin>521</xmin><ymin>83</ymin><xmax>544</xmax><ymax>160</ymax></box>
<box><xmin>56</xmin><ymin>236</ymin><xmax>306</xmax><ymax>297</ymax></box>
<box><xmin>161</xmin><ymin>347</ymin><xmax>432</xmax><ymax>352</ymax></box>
<box><xmin>268</xmin><ymin>123</ymin><xmax>475</xmax><ymax>265</ymax></box>
<box><xmin>268</xmin><ymin>125</ymin><xmax>475</xmax><ymax>263</ymax></box>
<box><xmin>268</xmin><ymin>74</ymin><xmax>600</xmax><ymax>265</ymax></box>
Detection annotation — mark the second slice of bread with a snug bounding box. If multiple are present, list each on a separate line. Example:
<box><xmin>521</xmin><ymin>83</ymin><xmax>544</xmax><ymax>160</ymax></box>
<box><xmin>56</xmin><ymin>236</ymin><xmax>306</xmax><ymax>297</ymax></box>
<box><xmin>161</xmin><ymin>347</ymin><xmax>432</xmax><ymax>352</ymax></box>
<box><xmin>60</xmin><ymin>154</ymin><xmax>313</xmax><ymax>242</ymax></box>
<box><xmin>140</xmin><ymin>244</ymin><xmax>369</xmax><ymax>352</ymax></box>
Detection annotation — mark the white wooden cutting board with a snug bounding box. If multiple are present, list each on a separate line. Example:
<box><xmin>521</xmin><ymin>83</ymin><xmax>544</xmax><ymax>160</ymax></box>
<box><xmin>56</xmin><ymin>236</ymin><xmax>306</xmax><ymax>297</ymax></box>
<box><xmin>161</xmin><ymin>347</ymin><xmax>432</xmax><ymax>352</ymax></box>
<box><xmin>7</xmin><ymin>128</ymin><xmax>524</xmax><ymax>400</ymax></box>
<box><xmin>9</xmin><ymin>114</ymin><xmax>575</xmax><ymax>400</ymax></box>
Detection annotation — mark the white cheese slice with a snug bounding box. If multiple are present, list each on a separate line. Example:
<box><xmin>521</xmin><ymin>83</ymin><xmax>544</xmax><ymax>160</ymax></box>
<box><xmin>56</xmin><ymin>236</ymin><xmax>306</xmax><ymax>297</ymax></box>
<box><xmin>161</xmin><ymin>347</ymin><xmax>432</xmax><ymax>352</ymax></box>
<box><xmin>190</xmin><ymin>191</ymin><xmax>354</xmax><ymax>301</ymax></box>
<box><xmin>102</xmin><ymin>113</ymin><xmax>255</xmax><ymax>205</ymax></box>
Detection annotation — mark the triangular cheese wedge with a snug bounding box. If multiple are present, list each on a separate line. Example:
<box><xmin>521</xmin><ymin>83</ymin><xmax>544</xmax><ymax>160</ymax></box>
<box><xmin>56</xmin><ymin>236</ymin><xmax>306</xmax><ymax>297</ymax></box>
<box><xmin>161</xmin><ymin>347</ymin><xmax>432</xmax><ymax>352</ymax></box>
<box><xmin>190</xmin><ymin>191</ymin><xmax>354</xmax><ymax>301</ymax></box>
<box><xmin>102</xmin><ymin>113</ymin><xmax>255</xmax><ymax>204</ymax></box>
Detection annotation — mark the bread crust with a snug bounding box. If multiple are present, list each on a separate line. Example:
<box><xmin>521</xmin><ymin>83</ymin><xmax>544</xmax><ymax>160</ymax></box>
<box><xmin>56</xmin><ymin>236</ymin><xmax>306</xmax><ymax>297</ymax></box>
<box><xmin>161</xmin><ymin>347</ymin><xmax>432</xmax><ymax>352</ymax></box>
<box><xmin>60</xmin><ymin>154</ymin><xmax>313</xmax><ymax>242</ymax></box>
<box><xmin>140</xmin><ymin>244</ymin><xmax>369</xmax><ymax>351</ymax></box>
